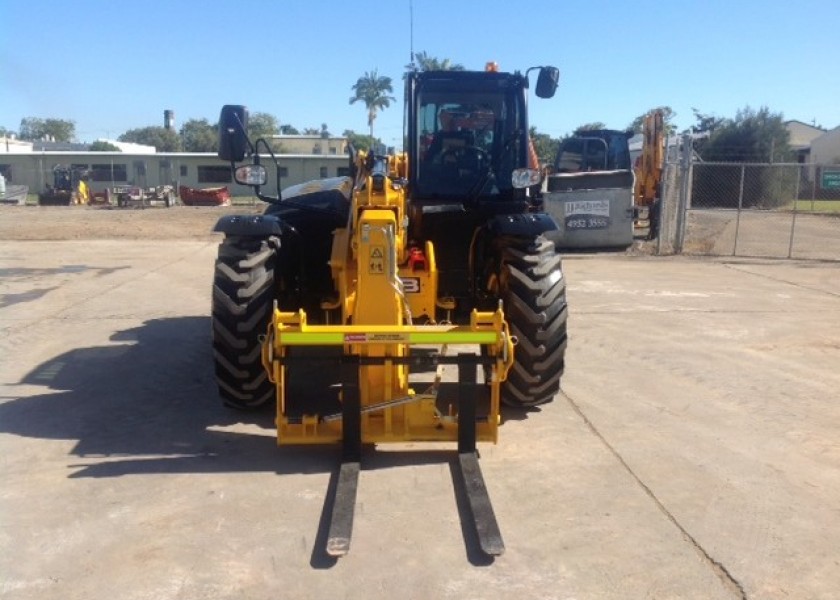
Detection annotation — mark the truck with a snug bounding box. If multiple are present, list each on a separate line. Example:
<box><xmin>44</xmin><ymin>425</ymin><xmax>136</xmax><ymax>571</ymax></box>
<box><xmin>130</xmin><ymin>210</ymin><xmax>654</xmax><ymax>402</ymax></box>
<box><xmin>543</xmin><ymin>129</ymin><xmax>636</xmax><ymax>249</ymax></box>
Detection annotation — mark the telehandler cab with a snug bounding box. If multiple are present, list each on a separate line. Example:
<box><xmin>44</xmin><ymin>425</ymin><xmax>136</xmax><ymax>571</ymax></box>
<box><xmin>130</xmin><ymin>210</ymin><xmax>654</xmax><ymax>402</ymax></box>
<box><xmin>211</xmin><ymin>63</ymin><xmax>567</xmax><ymax>557</ymax></box>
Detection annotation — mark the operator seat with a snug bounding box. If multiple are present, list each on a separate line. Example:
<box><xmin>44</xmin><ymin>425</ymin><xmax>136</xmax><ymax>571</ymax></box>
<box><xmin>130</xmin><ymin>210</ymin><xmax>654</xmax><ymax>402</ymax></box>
<box><xmin>425</xmin><ymin>130</ymin><xmax>475</xmax><ymax>164</ymax></box>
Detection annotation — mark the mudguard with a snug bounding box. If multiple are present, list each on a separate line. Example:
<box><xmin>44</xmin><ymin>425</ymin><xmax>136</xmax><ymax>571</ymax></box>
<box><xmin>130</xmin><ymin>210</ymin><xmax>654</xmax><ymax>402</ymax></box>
<box><xmin>487</xmin><ymin>212</ymin><xmax>559</xmax><ymax>237</ymax></box>
<box><xmin>213</xmin><ymin>213</ymin><xmax>290</xmax><ymax>237</ymax></box>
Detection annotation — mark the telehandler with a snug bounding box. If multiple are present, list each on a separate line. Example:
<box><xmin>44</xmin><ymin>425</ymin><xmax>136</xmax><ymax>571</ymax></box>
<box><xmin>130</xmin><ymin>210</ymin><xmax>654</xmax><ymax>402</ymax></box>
<box><xmin>211</xmin><ymin>63</ymin><xmax>568</xmax><ymax>557</ymax></box>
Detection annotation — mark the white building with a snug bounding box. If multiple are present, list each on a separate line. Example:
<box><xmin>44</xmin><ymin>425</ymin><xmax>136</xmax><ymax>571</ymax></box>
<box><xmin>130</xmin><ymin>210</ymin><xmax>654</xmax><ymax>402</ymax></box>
<box><xmin>1</xmin><ymin>136</ymin><xmax>33</xmax><ymax>153</ymax></box>
<box><xmin>0</xmin><ymin>151</ymin><xmax>349</xmax><ymax>197</ymax></box>
<box><xmin>810</xmin><ymin>126</ymin><xmax>840</xmax><ymax>165</ymax></box>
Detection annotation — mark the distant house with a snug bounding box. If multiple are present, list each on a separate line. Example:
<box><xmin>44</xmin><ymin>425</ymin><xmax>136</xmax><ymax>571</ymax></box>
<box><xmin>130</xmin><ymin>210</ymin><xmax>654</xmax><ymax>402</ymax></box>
<box><xmin>93</xmin><ymin>139</ymin><xmax>157</xmax><ymax>154</ymax></box>
<box><xmin>270</xmin><ymin>135</ymin><xmax>348</xmax><ymax>155</ymax></box>
<box><xmin>0</xmin><ymin>136</ymin><xmax>33</xmax><ymax>153</ymax></box>
<box><xmin>784</xmin><ymin>120</ymin><xmax>826</xmax><ymax>162</ymax></box>
<box><xmin>810</xmin><ymin>126</ymin><xmax>840</xmax><ymax>166</ymax></box>
<box><xmin>31</xmin><ymin>140</ymin><xmax>91</xmax><ymax>152</ymax></box>
<box><xmin>0</xmin><ymin>151</ymin><xmax>349</xmax><ymax>197</ymax></box>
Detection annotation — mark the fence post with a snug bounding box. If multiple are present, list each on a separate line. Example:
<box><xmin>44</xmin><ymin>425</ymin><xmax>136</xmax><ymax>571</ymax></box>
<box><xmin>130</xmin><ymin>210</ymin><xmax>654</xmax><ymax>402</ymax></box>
<box><xmin>787</xmin><ymin>166</ymin><xmax>802</xmax><ymax>259</ymax></box>
<box><xmin>656</xmin><ymin>136</ymin><xmax>670</xmax><ymax>255</ymax></box>
<box><xmin>733</xmin><ymin>164</ymin><xmax>745</xmax><ymax>256</ymax></box>
<box><xmin>674</xmin><ymin>133</ymin><xmax>692</xmax><ymax>253</ymax></box>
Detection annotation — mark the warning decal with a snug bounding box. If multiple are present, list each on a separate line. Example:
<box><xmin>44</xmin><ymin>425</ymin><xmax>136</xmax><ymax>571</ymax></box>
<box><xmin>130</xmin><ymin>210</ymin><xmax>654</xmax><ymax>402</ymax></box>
<box><xmin>369</xmin><ymin>246</ymin><xmax>385</xmax><ymax>274</ymax></box>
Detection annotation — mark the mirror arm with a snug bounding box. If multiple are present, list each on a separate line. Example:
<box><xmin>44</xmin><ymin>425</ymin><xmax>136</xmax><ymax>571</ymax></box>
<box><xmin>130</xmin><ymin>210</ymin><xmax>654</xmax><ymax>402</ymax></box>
<box><xmin>251</xmin><ymin>137</ymin><xmax>283</xmax><ymax>204</ymax></box>
<box><xmin>525</xmin><ymin>66</ymin><xmax>540</xmax><ymax>82</ymax></box>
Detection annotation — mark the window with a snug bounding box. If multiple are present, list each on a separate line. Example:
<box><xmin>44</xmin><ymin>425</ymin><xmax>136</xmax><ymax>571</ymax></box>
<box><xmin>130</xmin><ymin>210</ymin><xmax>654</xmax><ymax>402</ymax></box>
<box><xmin>180</xmin><ymin>165</ymin><xmax>188</xmax><ymax>177</ymax></box>
<box><xmin>337</xmin><ymin>167</ymin><xmax>351</xmax><ymax>177</ymax></box>
<box><xmin>415</xmin><ymin>83</ymin><xmax>523</xmax><ymax>198</ymax></box>
<box><xmin>198</xmin><ymin>165</ymin><xmax>232</xmax><ymax>183</ymax></box>
<box><xmin>278</xmin><ymin>167</ymin><xmax>289</xmax><ymax>178</ymax></box>
<box><xmin>91</xmin><ymin>164</ymin><xmax>127</xmax><ymax>182</ymax></box>
<box><xmin>319</xmin><ymin>166</ymin><xmax>328</xmax><ymax>178</ymax></box>
<box><xmin>313</xmin><ymin>144</ymin><xmax>322</xmax><ymax>155</ymax></box>
<box><xmin>329</xmin><ymin>147</ymin><xmax>337</xmax><ymax>155</ymax></box>
<box><xmin>0</xmin><ymin>164</ymin><xmax>11</xmax><ymax>181</ymax></box>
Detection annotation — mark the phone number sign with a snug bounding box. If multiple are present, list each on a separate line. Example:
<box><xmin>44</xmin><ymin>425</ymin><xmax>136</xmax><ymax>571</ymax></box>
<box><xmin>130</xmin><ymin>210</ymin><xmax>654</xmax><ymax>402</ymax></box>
<box><xmin>564</xmin><ymin>199</ymin><xmax>610</xmax><ymax>230</ymax></box>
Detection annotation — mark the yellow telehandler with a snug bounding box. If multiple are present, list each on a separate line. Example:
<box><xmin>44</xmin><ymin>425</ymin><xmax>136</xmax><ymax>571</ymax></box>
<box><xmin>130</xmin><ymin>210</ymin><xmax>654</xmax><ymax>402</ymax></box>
<box><xmin>211</xmin><ymin>64</ymin><xmax>567</xmax><ymax>557</ymax></box>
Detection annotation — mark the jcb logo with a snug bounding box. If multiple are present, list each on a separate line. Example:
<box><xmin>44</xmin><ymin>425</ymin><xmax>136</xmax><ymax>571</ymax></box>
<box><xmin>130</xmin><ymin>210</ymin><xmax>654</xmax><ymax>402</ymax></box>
<box><xmin>400</xmin><ymin>277</ymin><xmax>421</xmax><ymax>293</ymax></box>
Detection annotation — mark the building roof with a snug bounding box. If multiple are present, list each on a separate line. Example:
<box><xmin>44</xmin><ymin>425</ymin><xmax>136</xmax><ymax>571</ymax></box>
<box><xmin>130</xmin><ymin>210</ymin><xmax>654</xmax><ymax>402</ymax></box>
<box><xmin>270</xmin><ymin>135</ymin><xmax>347</xmax><ymax>141</ymax></box>
<box><xmin>95</xmin><ymin>139</ymin><xmax>156</xmax><ymax>154</ymax></box>
<box><xmin>784</xmin><ymin>120</ymin><xmax>826</xmax><ymax>149</ymax></box>
<box><xmin>31</xmin><ymin>141</ymin><xmax>90</xmax><ymax>152</ymax></box>
<box><xmin>1</xmin><ymin>137</ymin><xmax>34</xmax><ymax>153</ymax></box>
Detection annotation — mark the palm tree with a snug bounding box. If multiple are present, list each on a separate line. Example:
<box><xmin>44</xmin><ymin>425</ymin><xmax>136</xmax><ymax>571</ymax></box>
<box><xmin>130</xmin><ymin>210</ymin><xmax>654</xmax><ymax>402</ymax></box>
<box><xmin>349</xmin><ymin>70</ymin><xmax>396</xmax><ymax>145</ymax></box>
<box><xmin>412</xmin><ymin>51</ymin><xmax>465</xmax><ymax>72</ymax></box>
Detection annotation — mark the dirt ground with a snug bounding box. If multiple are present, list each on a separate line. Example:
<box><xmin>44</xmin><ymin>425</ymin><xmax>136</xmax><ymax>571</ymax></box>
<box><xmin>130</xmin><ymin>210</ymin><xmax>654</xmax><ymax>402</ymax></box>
<box><xmin>0</xmin><ymin>204</ymin><xmax>665</xmax><ymax>257</ymax></box>
<box><xmin>0</xmin><ymin>205</ymin><xmax>263</xmax><ymax>241</ymax></box>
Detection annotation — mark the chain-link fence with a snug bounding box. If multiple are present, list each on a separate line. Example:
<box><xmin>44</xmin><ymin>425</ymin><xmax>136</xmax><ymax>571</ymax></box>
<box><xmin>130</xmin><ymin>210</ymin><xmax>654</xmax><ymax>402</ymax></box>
<box><xmin>658</xmin><ymin>155</ymin><xmax>840</xmax><ymax>261</ymax></box>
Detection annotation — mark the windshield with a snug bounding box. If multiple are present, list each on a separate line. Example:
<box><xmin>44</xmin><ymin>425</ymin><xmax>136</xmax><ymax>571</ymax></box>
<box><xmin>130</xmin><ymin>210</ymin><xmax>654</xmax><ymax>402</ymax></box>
<box><xmin>414</xmin><ymin>89</ymin><xmax>522</xmax><ymax>199</ymax></box>
<box><xmin>555</xmin><ymin>132</ymin><xmax>632</xmax><ymax>173</ymax></box>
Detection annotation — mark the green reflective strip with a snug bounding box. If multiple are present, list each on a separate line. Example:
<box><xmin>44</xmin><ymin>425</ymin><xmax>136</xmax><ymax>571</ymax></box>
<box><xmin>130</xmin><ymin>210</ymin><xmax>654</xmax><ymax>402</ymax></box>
<box><xmin>280</xmin><ymin>332</ymin><xmax>345</xmax><ymax>345</ymax></box>
<box><xmin>408</xmin><ymin>331</ymin><xmax>497</xmax><ymax>344</ymax></box>
<box><xmin>278</xmin><ymin>330</ymin><xmax>498</xmax><ymax>345</ymax></box>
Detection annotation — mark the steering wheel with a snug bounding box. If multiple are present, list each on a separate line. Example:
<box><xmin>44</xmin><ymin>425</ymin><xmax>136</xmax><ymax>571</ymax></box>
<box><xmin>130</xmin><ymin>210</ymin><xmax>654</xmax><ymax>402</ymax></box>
<box><xmin>441</xmin><ymin>146</ymin><xmax>489</xmax><ymax>171</ymax></box>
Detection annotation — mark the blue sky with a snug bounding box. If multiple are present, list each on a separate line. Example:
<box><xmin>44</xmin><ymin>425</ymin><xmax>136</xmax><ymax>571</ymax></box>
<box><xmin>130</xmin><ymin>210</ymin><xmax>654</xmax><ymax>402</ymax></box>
<box><xmin>2</xmin><ymin>0</ymin><xmax>838</xmax><ymax>148</ymax></box>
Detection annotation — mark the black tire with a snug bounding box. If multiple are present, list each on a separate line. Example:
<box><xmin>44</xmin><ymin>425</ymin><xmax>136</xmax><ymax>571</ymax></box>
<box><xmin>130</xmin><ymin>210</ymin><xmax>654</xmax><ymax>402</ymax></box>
<box><xmin>497</xmin><ymin>235</ymin><xmax>568</xmax><ymax>407</ymax></box>
<box><xmin>211</xmin><ymin>235</ymin><xmax>280</xmax><ymax>409</ymax></box>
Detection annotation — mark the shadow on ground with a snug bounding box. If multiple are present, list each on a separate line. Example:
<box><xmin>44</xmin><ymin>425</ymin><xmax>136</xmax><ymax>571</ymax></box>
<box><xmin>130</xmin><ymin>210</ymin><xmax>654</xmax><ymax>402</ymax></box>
<box><xmin>1</xmin><ymin>316</ymin><xmax>515</xmax><ymax>565</ymax></box>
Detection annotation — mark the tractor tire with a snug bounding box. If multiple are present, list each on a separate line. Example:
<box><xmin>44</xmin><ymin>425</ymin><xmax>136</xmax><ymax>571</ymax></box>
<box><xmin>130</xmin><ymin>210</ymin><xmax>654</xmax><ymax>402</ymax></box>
<box><xmin>211</xmin><ymin>235</ymin><xmax>280</xmax><ymax>410</ymax></box>
<box><xmin>497</xmin><ymin>235</ymin><xmax>568</xmax><ymax>407</ymax></box>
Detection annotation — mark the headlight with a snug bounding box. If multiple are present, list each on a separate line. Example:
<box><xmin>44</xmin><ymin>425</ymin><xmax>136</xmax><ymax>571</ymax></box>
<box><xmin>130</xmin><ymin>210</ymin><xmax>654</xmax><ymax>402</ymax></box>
<box><xmin>511</xmin><ymin>168</ymin><xmax>541</xmax><ymax>189</ymax></box>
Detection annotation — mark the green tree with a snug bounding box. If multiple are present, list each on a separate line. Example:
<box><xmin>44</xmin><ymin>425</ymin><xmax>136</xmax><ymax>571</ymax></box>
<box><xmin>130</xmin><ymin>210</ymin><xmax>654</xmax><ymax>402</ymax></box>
<box><xmin>0</xmin><ymin>126</ymin><xmax>14</xmax><ymax>137</ymax></box>
<box><xmin>700</xmin><ymin>106</ymin><xmax>791</xmax><ymax>162</ymax></box>
<box><xmin>343</xmin><ymin>129</ymin><xmax>380</xmax><ymax>153</ymax></box>
<box><xmin>412</xmin><ymin>51</ymin><xmax>465</xmax><ymax>71</ymax></box>
<box><xmin>89</xmin><ymin>140</ymin><xmax>121</xmax><ymax>151</ymax></box>
<box><xmin>280</xmin><ymin>124</ymin><xmax>299</xmax><ymax>135</ymax></box>
<box><xmin>692</xmin><ymin>106</ymin><xmax>794</xmax><ymax>209</ymax></box>
<box><xmin>349</xmin><ymin>70</ymin><xmax>395</xmax><ymax>143</ymax></box>
<box><xmin>529</xmin><ymin>127</ymin><xmax>559</xmax><ymax>166</ymax></box>
<box><xmin>247</xmin><ymin>112</ymin><xmax>280</xmax><ymax>143</ymax></box>
<box><xmin>628</xmin><ymin>106</ymin><xmax>677</xmax><ymax>135</ymax></box>
<box><xmin>19</xmin><ymin>117</ymin><xmax>76</xmax><ymax>141</ymax></box>
<box><xmin>689</xmin><ymin>108</ymin><xmax>726</xmax><ymax>134</ymax></box>
<box><xmin>119</xmin><ymin>126</ymin><xmax>182</xmax><ymax>152</ymax></box>
<box><xmin>180</xmin><ymin>118</ymin><xmax>217</xmax><ymax>152</ymax></box>
<box><xmin>573</xmin><ymin>122</ymin><xmax>607</xmax><ymax>135</ymax></box>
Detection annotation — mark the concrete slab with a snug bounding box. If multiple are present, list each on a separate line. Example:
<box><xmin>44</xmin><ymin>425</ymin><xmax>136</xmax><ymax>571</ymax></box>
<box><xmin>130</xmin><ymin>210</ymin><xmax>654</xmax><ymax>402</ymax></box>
<box><xmin>1</xmin><ymin>242</ymin><xmax>838</xmax><ymax>599</ymax></box>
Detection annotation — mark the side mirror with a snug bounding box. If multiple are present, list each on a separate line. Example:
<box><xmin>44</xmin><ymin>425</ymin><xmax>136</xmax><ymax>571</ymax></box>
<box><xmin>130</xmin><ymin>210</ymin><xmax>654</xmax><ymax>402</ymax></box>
<box><xmin>218</xmin><ymin>105</ymin><xmax>250</xmax><ymax>162</ymax></box>
<box><xmin>535</xmin><ymin>67</ymin><xmax>560</xmax><ymax>99</ymax></box>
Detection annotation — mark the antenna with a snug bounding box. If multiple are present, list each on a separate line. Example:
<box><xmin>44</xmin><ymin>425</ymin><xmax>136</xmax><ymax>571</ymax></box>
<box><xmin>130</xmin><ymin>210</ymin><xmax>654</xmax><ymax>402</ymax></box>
<box><xmin>409</xmin><ymin>0</ymin><xmax>415</xmax><ymax>70</ymax></box>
